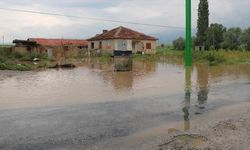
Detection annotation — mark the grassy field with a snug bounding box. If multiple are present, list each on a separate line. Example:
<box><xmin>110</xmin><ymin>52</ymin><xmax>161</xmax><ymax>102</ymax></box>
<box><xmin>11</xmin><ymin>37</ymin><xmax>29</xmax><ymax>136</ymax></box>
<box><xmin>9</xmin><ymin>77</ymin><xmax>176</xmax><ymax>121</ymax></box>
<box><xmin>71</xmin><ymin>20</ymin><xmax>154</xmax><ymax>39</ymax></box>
<box><xmin>0</xmin><ymin>47</ymin><xmax>49</xmax><ymax>71</ymax></box>
<box><xmin>147</xmin><ymin>47</ymin><xmax>250</xmax><ymax>66</ymax></box>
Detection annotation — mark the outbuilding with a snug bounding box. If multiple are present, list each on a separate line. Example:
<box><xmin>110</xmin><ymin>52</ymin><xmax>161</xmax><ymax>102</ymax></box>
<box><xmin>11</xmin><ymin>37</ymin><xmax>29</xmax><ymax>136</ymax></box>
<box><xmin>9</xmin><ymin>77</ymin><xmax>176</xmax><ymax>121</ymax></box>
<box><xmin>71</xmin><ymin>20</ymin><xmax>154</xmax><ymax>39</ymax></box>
<box><xmin>13</xmin><ymin>38</ymin><xmax>88</xmax><ymax>59</ymax></box>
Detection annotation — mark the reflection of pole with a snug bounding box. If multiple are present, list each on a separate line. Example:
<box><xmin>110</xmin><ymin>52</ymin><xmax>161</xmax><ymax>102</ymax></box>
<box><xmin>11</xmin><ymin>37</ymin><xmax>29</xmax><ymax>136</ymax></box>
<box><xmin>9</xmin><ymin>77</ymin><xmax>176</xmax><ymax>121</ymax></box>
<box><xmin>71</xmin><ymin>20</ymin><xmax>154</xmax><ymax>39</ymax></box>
<box><xmin>186</xmin><ymin>0</ymin><xmax>192</xmax><ymax>66</ymax></box>
<box><xmin>183</xmin><ymin>67</ymin><xmax>191</xmax><ymax>131</ymax></box>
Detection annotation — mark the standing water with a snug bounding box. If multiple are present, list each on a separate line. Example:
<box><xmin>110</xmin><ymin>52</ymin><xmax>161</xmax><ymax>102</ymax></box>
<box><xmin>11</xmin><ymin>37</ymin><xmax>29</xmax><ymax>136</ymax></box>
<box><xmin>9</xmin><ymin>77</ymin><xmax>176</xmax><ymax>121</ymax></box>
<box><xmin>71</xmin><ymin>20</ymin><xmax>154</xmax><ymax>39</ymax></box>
<box><xmin>0</xmin><ymin>61</ymin><xmax>249</xmax><ymax>149</ymax></box>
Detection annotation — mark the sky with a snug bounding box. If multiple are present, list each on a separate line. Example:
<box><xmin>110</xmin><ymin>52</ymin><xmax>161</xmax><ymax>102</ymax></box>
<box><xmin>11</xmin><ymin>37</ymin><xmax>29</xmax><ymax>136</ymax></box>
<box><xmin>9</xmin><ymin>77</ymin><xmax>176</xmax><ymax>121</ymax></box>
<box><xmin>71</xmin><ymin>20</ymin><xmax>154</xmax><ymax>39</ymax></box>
<box><xmin>0</xmin><ymin>0</ymin><xmax>250</xmax><ymax>44</ymax></box>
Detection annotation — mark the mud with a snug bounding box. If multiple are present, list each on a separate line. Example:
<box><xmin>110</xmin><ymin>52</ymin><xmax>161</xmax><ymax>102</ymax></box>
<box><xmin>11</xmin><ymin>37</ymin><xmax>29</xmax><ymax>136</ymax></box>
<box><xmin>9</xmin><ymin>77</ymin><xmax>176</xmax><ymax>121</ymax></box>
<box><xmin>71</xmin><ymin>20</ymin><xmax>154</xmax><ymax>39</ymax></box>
<box><xmin>157</xmin><ymin>111</ymin><xmax>250</xmax><ymax>150</ymax></box>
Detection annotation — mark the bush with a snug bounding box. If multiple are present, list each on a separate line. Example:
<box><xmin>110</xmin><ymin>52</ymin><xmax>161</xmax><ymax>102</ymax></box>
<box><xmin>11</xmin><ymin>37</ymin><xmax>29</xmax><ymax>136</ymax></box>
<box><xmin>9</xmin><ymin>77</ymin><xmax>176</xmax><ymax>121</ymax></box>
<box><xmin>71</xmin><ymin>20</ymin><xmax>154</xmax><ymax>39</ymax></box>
<box><xmin>191</xmin><ymin>50</ymin><xmax>250</xmax><ymax>65</ymax></box>
<box><xmin>173</xmin><ymin>37</ymin><xmax>185</xmax><ymax>50</ymax></box>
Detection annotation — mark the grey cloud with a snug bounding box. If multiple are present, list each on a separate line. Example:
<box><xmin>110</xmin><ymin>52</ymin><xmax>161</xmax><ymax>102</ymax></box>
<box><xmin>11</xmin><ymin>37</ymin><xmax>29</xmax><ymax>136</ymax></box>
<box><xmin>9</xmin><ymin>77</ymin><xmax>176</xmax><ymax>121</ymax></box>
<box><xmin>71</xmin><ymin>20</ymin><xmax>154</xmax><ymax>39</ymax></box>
<box><xmin>1</xmin><ymin>0</ymin><xmax>250</xmax><ymax>43</ymax></box>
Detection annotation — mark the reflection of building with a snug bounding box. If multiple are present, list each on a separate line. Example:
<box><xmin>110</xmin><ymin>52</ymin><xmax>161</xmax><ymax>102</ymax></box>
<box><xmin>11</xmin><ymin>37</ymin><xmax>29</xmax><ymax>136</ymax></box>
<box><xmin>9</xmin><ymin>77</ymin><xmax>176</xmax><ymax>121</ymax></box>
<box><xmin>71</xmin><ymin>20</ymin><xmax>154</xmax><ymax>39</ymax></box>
<box><xmin>111</xmin><ymin>61</ymin><xmax>157</xmax><ymax>90</ymax></box>
<box><xmin>83</xmin><ymin>60</ymin><xmax>157</xmax><ymax>91</ymax></box>
<box><xmin>87</xmin><ymin>26</ymin><xmax>158</xmax><ymax>55</ymax></box>
<box><xmin>114</xmin><ymin>56</ymin><xmax>133</xmax><ymax>72</ymax></box>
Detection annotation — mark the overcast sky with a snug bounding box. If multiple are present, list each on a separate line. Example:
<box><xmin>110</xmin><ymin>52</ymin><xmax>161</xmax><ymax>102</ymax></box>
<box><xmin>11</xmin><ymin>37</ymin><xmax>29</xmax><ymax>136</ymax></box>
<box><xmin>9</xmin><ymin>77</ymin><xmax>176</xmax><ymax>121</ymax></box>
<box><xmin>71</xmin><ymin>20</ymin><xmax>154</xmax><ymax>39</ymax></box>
<box><xmin>0</xmin><ymin>0</ymin><xmax>250</xmax><ymax>43</ymax></box>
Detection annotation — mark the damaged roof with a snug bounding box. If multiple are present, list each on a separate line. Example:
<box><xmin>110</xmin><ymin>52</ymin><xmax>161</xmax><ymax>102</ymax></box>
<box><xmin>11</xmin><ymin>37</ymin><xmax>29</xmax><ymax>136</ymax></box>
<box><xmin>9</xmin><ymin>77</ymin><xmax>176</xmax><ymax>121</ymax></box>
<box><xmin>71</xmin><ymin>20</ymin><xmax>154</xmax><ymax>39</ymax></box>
<box><xmin>88</xmin><ymin>26</ymin><xmax>158</xmax><ymax>41</ymax></box>
<box><xmin>28</xmin><ymin>38</ymin><xmax>88</xmax><ymax>47</ymax></box>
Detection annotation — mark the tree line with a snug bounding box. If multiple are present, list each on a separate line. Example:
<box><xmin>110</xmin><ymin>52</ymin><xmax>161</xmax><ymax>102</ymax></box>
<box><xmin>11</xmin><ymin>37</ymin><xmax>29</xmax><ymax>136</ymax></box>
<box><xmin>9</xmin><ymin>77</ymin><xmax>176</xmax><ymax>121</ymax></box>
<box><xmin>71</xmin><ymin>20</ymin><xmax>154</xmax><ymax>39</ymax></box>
<box><xmin>173</xmin><ymin>25</ymin><xmax>250</xmax><ymax>51</ymax></box>
<box><xmin>172</xmin><ymin>0</ymin><xmax>250</xmax><ymax>51</ymax></box>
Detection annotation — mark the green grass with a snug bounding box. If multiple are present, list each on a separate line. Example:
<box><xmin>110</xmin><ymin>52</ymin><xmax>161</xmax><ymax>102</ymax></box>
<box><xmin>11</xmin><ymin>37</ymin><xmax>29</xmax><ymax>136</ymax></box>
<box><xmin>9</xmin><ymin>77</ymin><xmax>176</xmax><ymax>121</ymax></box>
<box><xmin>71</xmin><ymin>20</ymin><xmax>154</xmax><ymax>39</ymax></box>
<box><xmin>133</xmin><ymin>47</ymin><xmax>183</xmax><ymax>62</ymax></box>
<box><xmin>153</xmin><ymin>47</ymin><xmax>250</xmax><ymax>65</ymax></box>
<box><xmin>0</xmin><ymin>63</ymin><xmax>32</xmax><ymax>71</ymax></box>
<box><xmin>0</xmin><ymin>47</ymin><xmax>49</xmax><ymax>71</ymax></box>
<box><xmin>88</xmin><ymin>47</ymin><xmax>250</xmax><ymax>66</ymax></box>
<box><xmin>192</xmin><ymin>50</ymin><xmax>250</xmax><ymax>65</ymax></box>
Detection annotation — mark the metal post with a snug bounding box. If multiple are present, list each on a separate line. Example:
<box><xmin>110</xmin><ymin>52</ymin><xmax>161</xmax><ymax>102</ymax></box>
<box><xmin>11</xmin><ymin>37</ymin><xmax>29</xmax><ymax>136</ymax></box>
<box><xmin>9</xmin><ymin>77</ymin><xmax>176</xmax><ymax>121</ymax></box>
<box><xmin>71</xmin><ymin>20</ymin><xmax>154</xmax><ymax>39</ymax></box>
<box><xmin>186</xmin><ymin>0</ymin><xmax>192</xmax><ymax>66</ymax></box>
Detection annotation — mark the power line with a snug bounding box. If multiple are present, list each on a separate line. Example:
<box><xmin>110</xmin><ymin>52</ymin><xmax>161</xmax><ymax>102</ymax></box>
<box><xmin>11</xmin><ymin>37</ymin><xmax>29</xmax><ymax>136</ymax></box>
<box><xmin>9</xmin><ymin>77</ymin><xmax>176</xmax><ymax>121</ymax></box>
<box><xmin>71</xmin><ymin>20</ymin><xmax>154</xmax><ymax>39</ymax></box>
<box><xmin>0</xmin><ymin>7</ymin><xmax>187</xmax><ymax>30</ymax></box>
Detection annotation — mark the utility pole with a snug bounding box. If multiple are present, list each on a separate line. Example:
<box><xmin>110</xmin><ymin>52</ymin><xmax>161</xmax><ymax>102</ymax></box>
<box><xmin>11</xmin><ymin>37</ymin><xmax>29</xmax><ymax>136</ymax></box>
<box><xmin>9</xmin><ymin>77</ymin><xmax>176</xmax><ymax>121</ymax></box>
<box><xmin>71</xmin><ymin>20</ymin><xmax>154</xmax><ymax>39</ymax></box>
<box><xmin>186</xmin><ymin>0</ymin><xmax>192</xmax><ymax>66</ymax></box>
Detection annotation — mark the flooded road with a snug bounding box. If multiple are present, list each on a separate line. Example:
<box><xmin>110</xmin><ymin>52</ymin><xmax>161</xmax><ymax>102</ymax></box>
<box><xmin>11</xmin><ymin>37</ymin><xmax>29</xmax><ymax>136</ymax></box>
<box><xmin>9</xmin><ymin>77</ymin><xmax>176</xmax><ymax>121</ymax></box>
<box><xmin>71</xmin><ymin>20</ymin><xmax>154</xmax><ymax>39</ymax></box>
<box><xmin>0</xmin><ymin>61</ymin><xmax>249</xmax><ymax>149</ymax></box>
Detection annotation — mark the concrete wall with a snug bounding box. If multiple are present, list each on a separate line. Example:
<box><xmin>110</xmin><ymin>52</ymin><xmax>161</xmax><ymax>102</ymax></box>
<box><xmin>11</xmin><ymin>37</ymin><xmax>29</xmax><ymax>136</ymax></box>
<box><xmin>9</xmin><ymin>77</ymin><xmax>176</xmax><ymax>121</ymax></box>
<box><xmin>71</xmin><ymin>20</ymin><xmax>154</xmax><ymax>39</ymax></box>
<box><xmin>13</xmin><ymin>45</ymin><xmax>86</xmax><ymax>62</ymax></box>
<box><xmin>88</xmin><ymin>40</ymin><xmax>115</xmax><ymax>54</ymax></box>
<box><xmin>141</xmin><ymin>40</ymin><xmax>157</xmax><ymax>54</ymax></box>
<box><xmin>88</xmin><ymin>39</ymin><xmax>157</xmax><ymax>55</ymax></box>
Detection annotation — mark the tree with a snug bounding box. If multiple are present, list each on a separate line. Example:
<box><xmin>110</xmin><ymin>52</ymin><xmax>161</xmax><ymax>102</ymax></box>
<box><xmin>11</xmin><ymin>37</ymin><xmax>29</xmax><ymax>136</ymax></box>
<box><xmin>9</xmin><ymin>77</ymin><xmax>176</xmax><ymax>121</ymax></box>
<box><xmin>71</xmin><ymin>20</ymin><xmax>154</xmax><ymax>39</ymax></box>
<box><xmin>173</xmin><ymin>37</ymin><xmax>185</xmax><ymax>50</ymax></box>
<box><xmin>240</xmin><ymin>27</ymin><xmax>250</xmax><ymax>51</ymax></box>
<box><xmin>222</xmin><ymin>28</ymin><xmax>242</xmax><ymax>50</ymax></box>
<box><xmin>206</xmin><ymin>23</ymin><xmax>226</xmax><ymax>50</ymax></box>
<box><xmin>196</xmin><ymin>0</ymin><xmax>209</xmax><ymax>46</ymax></box>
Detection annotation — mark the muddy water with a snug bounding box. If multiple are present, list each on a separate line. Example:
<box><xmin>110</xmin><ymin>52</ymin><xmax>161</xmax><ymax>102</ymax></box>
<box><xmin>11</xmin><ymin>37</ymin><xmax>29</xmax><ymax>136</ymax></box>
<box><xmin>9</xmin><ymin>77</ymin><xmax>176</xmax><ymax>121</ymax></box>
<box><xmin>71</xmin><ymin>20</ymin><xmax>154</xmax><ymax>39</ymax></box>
<box><xmin>0</xmin><ymin>61</ymin><xmax>249</xmax><ymax>110</ymax></box>
<box><xmin>0</xmin><ymin>61</ymin><xmax>249</xmax><ymax>149</ymax></box>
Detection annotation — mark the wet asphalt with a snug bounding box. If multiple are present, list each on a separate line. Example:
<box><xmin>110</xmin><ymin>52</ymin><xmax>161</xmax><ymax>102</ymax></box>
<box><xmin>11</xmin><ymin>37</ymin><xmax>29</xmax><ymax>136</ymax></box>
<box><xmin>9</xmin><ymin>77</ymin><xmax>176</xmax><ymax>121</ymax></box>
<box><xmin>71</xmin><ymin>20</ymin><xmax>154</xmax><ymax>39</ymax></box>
<box><xmin>0</xmin><ymin>94</ymin><xmax>183</xmax><ymax>150</ymax></box>
<box><xmin>0</xmin><ymin>81</ymin><xmax>249</xmax><ymax>150</ymax></box>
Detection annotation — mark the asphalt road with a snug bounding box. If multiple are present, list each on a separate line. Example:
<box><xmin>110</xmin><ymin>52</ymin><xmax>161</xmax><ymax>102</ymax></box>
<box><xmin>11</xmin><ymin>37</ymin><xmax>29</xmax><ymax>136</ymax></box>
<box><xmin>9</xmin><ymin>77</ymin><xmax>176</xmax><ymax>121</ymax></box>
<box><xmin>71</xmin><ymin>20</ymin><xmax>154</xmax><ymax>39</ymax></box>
<box><xmin>0</xmin><ymin>81</ymin><xmax>249</xmax><ymax>150</ymax></box>
<box><xmin>0</xmin><ymin>94</ymin><xmax>183</xmax><ymax>150</ymax></box>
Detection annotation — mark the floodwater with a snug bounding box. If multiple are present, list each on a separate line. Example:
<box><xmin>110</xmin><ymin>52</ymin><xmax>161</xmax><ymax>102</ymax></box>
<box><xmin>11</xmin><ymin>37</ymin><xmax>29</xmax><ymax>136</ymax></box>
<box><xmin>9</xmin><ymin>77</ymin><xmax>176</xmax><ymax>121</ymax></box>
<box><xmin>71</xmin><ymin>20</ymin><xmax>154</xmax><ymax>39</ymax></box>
<box><xmin>0</xmin><ymin>60</ymin><xmax>250</xmax><ymax>149</ymax></box>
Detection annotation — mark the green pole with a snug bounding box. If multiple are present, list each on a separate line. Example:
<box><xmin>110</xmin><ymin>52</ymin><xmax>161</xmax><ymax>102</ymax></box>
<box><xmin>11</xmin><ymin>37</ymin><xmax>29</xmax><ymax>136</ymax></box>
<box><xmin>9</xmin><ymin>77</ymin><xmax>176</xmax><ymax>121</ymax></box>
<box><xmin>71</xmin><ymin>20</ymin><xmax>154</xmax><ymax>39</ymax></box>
<box><xmin>186</xmin><ymin>0</ymin><xmax>192</xmax><ymax>66</ymax></box>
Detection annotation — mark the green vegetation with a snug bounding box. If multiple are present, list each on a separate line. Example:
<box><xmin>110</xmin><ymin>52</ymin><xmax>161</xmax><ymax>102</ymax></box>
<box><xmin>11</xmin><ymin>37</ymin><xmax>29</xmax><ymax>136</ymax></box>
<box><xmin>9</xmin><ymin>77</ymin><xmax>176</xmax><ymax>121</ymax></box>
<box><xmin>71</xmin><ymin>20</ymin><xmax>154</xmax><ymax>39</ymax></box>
<box><xmin>173</xmin><ymin>0</ymin><xmax>250</xmax><ymax>51</ymax></box>
<box><xmin>206</xmin><ymin>23</ymin><xmax>226</xmax><ymax>50</ymax></box>
<box><xmin>196</xmin><ymin>0</ymin><xmax>209</xmax><ymax>46</ymax></box>
<box><xmin>133</xmin><ymin>46</ymin><xmax>183</xmax><ymax>62</ymax></box>
<box><xmin>156</xmin><ymin>47</ymin><xmax>250</xmax><ymax>66</ymax></box>
<box><xmin>0</xmin><ymin>47</ymin><xmax>49</xmax><ymax>71</ymax></box>
<box><xmin>0</xmin><ymin>45</ymin><xmax>249</xmax><ymax>71</ymax></box>
<box><xmin>0</xmin><ymin>63</ymin><xmax>32</xmax><ymax>71</ymax></box>
<box><xmin>173</xmin><ymin>37</ymin><xmax>185</xmax><ymax>51</ymax></box>
<box><xmin>222</xmin><ymin>27</ymin><xmax>242</xmax><ymax>50</ymax></box>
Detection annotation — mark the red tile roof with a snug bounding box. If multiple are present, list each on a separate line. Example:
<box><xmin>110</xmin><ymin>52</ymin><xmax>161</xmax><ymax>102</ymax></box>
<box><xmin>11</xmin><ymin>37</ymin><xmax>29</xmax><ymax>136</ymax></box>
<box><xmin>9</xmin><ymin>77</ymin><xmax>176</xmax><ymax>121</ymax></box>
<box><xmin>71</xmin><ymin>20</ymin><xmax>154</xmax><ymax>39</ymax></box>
<box><xmin>88</xmin><ymin>26</ymin><xmax>158</xmax><ymax>41</ymax></box>
<box><xmin>28</xmin><ymin>38</ymin><xmax>88</xmax><ymax>47</ymax></box>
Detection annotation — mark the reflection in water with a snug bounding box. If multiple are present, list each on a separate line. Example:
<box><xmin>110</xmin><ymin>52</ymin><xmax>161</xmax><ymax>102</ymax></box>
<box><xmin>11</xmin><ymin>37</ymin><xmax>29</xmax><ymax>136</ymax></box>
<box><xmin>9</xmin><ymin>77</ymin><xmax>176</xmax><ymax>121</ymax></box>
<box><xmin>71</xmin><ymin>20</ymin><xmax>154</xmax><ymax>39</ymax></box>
<box><xmin>196</xmin><ymin>64</ymin><xmax>209</xmax><ymax>115</ymax></box>
<box><xmin>0</xmin><ymin>61</ymin><xmax>249</xmax><ymax>122</ymax></box>
<box><xmin>112</xmin><ymin>72</ymin><xmax>134</xmax><ymax>90</ymax></box>
<box><xmin>183</xmin><ymin>67</ymin><xmax>191</xmax><ymax>131</ymax></box>
<box><xmin>100</xmin><ymin>61</ymin><xmax>156</xmax><ymax>91</ymax></box>
<box><xmin>114</xmin><ymin>56</ymin><xmax>133</xmax><ymax>72</ymax></box>
<box><xmin>80</xmin><ymin>59</ymin><xmax>157</xmax><ymax>91</ymax></box>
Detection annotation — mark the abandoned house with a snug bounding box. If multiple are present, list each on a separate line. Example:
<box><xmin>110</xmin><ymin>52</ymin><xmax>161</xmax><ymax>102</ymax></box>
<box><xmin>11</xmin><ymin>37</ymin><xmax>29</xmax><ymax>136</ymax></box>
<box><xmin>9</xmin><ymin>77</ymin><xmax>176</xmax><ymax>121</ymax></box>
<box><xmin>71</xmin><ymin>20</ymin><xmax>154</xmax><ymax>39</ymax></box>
<box><xmin>87</xmin><ymin>26</ymin><xmax>158</xmax><ymax>55</ymax></box>
<box><xmin>13</xmin><ymin>38</ymin><xmax>88</xmax><ymax>59</ymax></box>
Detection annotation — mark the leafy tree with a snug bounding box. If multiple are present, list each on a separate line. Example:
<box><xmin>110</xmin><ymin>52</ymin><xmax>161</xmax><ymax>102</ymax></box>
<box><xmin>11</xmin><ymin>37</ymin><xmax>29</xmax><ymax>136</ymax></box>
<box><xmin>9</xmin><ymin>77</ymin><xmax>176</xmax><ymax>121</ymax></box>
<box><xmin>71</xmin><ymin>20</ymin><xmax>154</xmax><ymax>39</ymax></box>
<box><xmin>173</xmin><ymin>37</ymin><xmax>185</xmax><ymax>50</ymax></box>
<box><xmin>206</xmin><ymin>23</ymin><xmax>226</xmax><ymax>50</ymax></box>
<box><xmin>196</xmin><ymin>0</ymin><xmax>209</xmax><ymax>46</ymax></box>
<box><xmin>240</xmin><ymin>27</ymin><xmax>250</xmax><ymax>51</ymax></box>
<box><xmin>222</xmin><ymin>28</ymin><xmax>242</xmax><ymax>50</ymax></box>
